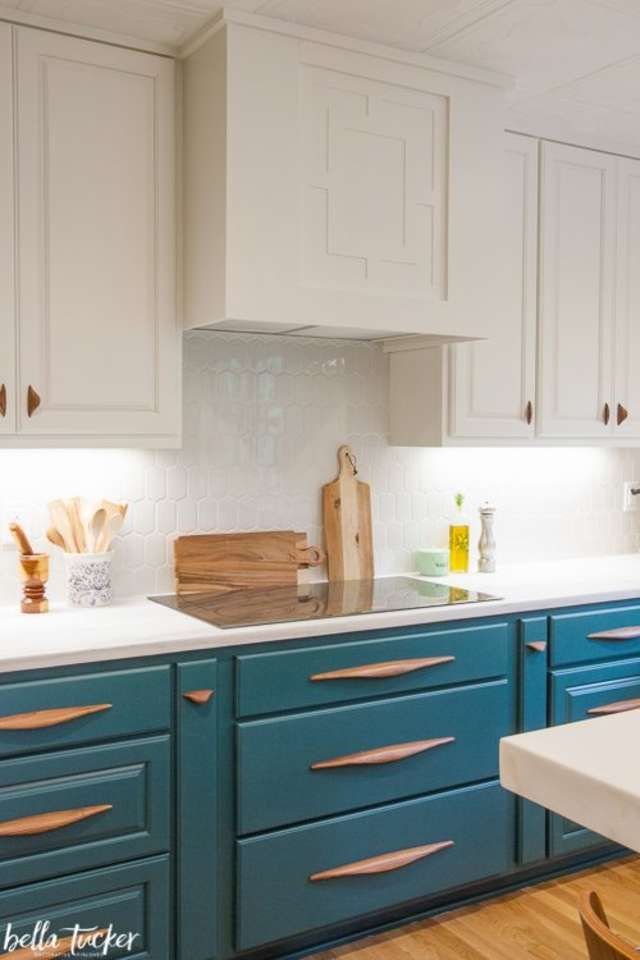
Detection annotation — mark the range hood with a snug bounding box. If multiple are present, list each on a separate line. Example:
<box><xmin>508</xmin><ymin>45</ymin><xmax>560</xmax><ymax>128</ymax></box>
<box><xmin>182</xmin><ymin>10</ymin><xmax>509</xmax><ymax>345</ymax></box>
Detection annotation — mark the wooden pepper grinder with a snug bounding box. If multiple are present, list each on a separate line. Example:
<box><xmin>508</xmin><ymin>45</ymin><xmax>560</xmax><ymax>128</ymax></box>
<box><xmin>10</xmin><ymin>523</ymin><xmax>50</xmax><ymax>614</ymax></box>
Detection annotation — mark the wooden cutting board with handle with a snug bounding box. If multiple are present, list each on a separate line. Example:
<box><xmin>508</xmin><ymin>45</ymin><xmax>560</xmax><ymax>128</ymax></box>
<box><xmin>174</xmin><ymin>530</ymin><xmax>325</xmax><ymax>595</ymax></box>
<box><xmin>322</xmin><ymin>445</ymin><xmax>373</xmax><ymax>581</ymax></box>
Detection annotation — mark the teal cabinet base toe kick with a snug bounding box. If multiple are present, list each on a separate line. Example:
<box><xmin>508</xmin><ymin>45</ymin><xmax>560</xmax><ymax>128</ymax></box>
<box><xmin>0</xmin><ymin>597</ymin><xmax>637</xmax><ymax>960</ymax></box>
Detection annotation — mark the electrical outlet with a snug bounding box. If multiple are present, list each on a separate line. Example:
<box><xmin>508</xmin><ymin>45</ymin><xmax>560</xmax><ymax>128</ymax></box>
<box><xmin>623</xmin><ymin>481</ymin><xmax>640</xmax><ymax>512</ymax></box>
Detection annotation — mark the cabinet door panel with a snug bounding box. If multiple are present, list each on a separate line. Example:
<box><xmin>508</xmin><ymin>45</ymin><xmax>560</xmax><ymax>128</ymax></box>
<box><xmin>538</xmin><ymin>142</ymin><xmax>616</xmax><ymax>438</ymax></box>
<box><xmin>615</xmin><ymin>156</ymin><xmax>640</xmax><ymax>439</ymax></box>
<box><xmin>0</xmin><ymin>23</ymin><xmax>15</xmax><ymax>435</ymax></box>
<box><xmin>449</xmin><ymin>133</ymin><xmax>537</xmax><ymax>439</ymax></box>
<box><xmin>15</xmin><ymin>28</ymin><xmax>179</xmax><ymax>439</ymax></box>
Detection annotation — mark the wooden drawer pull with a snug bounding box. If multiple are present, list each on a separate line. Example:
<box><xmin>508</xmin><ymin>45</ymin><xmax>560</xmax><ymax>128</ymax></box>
<box><xmin>526</xmin><ymin>641</ymin><xmax>547</xmax><ymax>652</ymax></box>
<box><xmin>588</xmin><ymin>627</ymin><xmax>640</xmax><ymax>641</ymax></box>
<box><xmin>0</xmin><ymin>703</ymin><xmax>112</xmax><ymax>731</ymax></box>
<box><xmin>0</xmin><ymin>384</ymin><xmax>5</xmax><ymax>418</ymax></box>
<box><xmin>27</xmin><ymin>385</ymin><xmax>41</xmax><ymax>417</ymax></box>
<box><xmin>311</xmin><ymin>737</ymin><xmax>455</xmax><ymax>770</ymax></box>
<box><xmin>183</xmin><ymin>689</ymin><xmax>215</xmax><ymax>704</ymax></box>
<box><xmin>310</xmin><ymin>656</ymin><xmax>455</xmax><ymax>682</ymax></box>
<box><xmin>310</xmin><ymin>840</ymin><xmax>454</xmax><ymax>881</ymax></box>
<box><xmin>0</xmin><ymin>929</ymin><xmax>110</xmax><ymax>960</ymax></box>
<box><xmin>0</xmin><ymin>804</ymin><xmax>112</xmax><ymax>837</ymax></box>
<box><xmin>618</xmin><ymin>403</ymin><xmax>629</xmax><ymax>426</ymax></box>
<box><xmin>587</xmin><ymin>698</ymin><xmax>640</xmax><ymax>716</ymax></box>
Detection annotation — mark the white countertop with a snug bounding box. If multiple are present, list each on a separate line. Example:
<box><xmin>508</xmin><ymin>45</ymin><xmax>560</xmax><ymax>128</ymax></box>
<box><xmin>500</xmin><ymin>712</ymin><xmax>640</xmax><ymax>853</ymax></box>
<box><xmin>2</xmin><ymin>553</ymin><xmax>640</xmax><ymax>673</ymax></box>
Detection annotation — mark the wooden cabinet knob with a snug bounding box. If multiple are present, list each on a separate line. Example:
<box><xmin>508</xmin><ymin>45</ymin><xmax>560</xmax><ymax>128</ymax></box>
<box><xmin>310</xmin><ymin>656</ymin><xmax>455</xmax><ymax>682</ymax></box>
<box><xmin>311</xmin><ymin>737</ymin><xmax>455</xmax><ymax>770</ymax></box>
<box><xmin>183</xmin><ymin>689</ymin><xmax>215</xmax><ymax>704</ymax></box>
<box><xmin>309</xmin><ymin>840</ymin><xmax>454</xmax><ymax>881</ymax></box>
<box><xmin>0</xmin><ymin>804</ymin><xmax>112</xmax><ymax>837</ymax></box>
<box><xmin>525</xmin><ymin>400</ymin><xmax>533</xmax><ymax>425</ymax></box>
<box><xmin>0</xmin><ymin>383</ymin><xmax>6</xmax><ymax>418</ymax></box>
<box><xmin>603</xmin><ymin>402</ymin><xmax>610</xmax><ymax>426</ymax></box>
<box><xmin>27</xmin><ymin>385</ymin><xmax>41</xmax><ymax>417</ymax></box>
<box><xmin>0</xmin><ymin>703</ymin><xmax>111</xmax><ymax>730</ymax></box>
<box><xmin>526</xmin><ymin>641</ymin><xmax>547</xmax><ymax>652</ymax></box>
<box><xmin>587</xmin><ymin>698</ymin><xmax>640</xmax><ymax>716</ymax></box>
<box><xmin>617</xmin><ymin>403</ymin><xmax>629</xmax><ymax>426</ymax></box>
<box><xmin>588</xmin><ymin>627</ymin><xmax>640</xmax><ymax>641</ymax></box>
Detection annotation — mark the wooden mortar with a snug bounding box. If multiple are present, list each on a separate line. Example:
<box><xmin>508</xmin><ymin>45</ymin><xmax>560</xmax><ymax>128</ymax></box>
<box><xmin>18</xmin><ymin>553</ymin><xmax>49</xmax><ymax>614</ymax></box>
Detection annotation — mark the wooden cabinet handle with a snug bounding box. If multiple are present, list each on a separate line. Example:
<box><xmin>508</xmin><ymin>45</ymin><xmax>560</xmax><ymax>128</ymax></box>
<box><xmin>617</xmin><ymin>403</ymin><xmax>629</xmax><ymax>426</ymax></box>
<box><xmin>587</xmin><ymin>698</ymin><xmax>640</xmax><ymax>716</ymax></box>
<box><xmin>0</xmin><ymin>804</ymin><xmax>112</xmax><ymax>837</ymax></box>
<box><xmin>27</xmin><ymin>385</ymin><xmax>41</xmax><ymax>417</ymax></box>
<box><xmin>311</xmin><ymin>737</ymin><xmax>455</xmax><ymax>770</ymax></box>
<box><xmin>588</xmin><ymin>627</ymin><xmax>640</xmax><ymax>641</ymax></box>
<box><xmin>309</xmin><ymin>840</ymin><xmax>454</xmax><ymax>881</ymax></box>
<box><xmin>0</xmin><ymin>930</ymin><xmax>110</xmax><ymax>960</ymax></box>
<box><xmin>603</xmin><ymin>402</ymin><xmax>610</xmax><ymax>425</ymax></box>
<box><xmin>526</xmin><ymin>641</ymin><xmax>547</xmax><ymax>652</ymax></box>
<box><xmin>0</xmin><ymin>384</ymin><xmax>5</xmax><ymax>418</ymax></box>
<box><xmin>525</xmin><ymin>400</ymin><xmax>533</xmax><ymax>425</ymax></box>
<box><xmin>0</xmin><ymin>703</ymin><xmax>111</xmax><ymax>731</ymax></box>
<box><xmin>310</xmin><ymin>656</ymin><xmax>455</xmax><ymax>682</ymax></box>
<box><xmin>183</xmin><ymin>689</ymin><xmax>215</xmax><ymax>704</ymax></box>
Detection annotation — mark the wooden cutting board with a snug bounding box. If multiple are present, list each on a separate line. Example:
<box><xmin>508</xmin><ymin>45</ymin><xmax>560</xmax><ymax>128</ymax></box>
<box><xmin>174</xmin><ymin>530</ymin><xmax>325</xmax><ymax>595</ymax></box>
<box><xmin>322</xmin><ymin>445</ymin><xmax>373</xmax><ymax>581</ymax></box>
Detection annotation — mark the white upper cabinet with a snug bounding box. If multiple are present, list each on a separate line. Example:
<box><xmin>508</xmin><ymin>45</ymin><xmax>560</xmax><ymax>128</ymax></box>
<box><xmin>2</xmin><ymin>26</ymin><xmax>180</xmax><ymax>447</ymax></box>
<box><xmin>448</xmin><ymin>132</ymin><xmax>538</xmax><ymax>439</ymax></box>
<box><xmin>183</xmin><ymin>12</ymin><xmax>508</xmax><ymax>343</ymax></box>
<box><xmin>0</xmin><ymin>24</ymin><xmax>15</xmax><ymax>436</ymax></box>
<box><xmin>614</xmin><ymin>156</ymin><xmax>640</xmax><ymax>440</ymax></box>
<box><xmin>538</xmin><ymin>141</ymin><xmax>617</xmax><ymax>440</ymax></box>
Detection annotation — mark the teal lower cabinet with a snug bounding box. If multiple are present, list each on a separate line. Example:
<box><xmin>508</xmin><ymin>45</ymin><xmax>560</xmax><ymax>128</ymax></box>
<box><xmin>0</xmin><ymin>856</ymin><xmax>170</xmax><ymax>960</ymax></box>
<box><xmin>2</xmin><ymin>598</ymin><xmax>639</xmax><ymax>960</ymax></box>
<box><xmin>236</xmin><ymin>781</ymin><xmax>514</xmax><ymax>951</ymax></box>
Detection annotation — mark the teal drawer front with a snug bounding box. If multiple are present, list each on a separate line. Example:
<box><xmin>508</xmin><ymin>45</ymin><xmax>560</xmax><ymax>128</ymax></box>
<box><xmin>237</xmin><ymin>781</ymin><xmax>514</xmax><ymax>951</ymax></box>
<box><xmin>0</xmin><ymin>736</ymin><xmax>169</xmax><ymax>888</ymax></box>
<box><xmin>0</xmin><ymin>666</ymin><xmax>170</xmax><ymax>758</ymax></box>
<box><xmin>0</xmin><ymin>856</ymin><xmax>169</xmax><ymax>959</ymax></box>
<box><xmin>237</xmin><ymin>622</ymin><xmax>510</xmax><ymax>717</ymax></box>
<box><xmin>550</xmin><ymin>606</ymin><xmax>640</xmax><ymax>666</ymax></box>
<box><xmin>551</xmin><ymin>658</ymin><xmax>640</xmax><ymax>723</ymax></box>
<box><xmin>238</xmin><ymin>679</ymin><xmax>513</xmax><ymax>834</ymax></box>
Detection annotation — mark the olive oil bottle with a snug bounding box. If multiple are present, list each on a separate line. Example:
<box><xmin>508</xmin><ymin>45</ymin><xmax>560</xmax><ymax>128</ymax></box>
<box><xmin>449</xmin><ymin>492</ymin><xmax>469</xmax><ymax>573</ymax></box>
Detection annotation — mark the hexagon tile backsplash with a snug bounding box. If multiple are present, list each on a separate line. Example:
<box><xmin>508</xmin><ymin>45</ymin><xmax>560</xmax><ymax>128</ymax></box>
<box><xmin>1</xmin><ymin>331</ymin><xmax>640</xmax><ymax>605</ymax></box>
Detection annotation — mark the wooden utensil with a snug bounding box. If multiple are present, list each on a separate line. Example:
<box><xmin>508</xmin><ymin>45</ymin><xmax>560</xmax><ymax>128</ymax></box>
<box><xmin>67</xmin><ymin>499</ymin><xmax>86</xmax><ymax>553</ymax></box>
<box><xmin>96</xmin><ymin>511</ymin><xmax>125</xmax><ymax>553</ymax></box>
<box><xmin>9</xmin><ymin>523</ymin><xmax>35</xmax><ymax>556</ymax></box>
<box><xmin>48</xmin><ymin>500</ymin><xmax>78</xmax><ymax>553</ymax></box>
<box><xmin>174</xmin><ymin>530</ymin><xmax>325</xmax><ymax>595</ymax></box>
<box><xmin>46</xmin><ymin>527</ymin><xmax>66</xmax><ymax>550</ymax></box>
<box><xmin>322</xmin><ymin>444</ymin><xmax>373</xmax><ymax>581</ymax></box>
<box><xmin>18</xmin><ymin>553</ymin><xmax>49</xmax><ymax>614</ymax></box>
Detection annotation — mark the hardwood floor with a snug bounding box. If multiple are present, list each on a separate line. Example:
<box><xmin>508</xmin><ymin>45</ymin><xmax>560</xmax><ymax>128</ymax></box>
<box><xmin>310</xmin><ymin>856</ymin><xmax>640</xmax><ymax>959</ymax></box>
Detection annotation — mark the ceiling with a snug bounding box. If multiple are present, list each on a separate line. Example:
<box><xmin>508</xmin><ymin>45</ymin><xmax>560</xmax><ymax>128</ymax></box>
<box><xmin>3</xmin><ymin>0</ymin><xmax>640</xmax><ymax>153</ymax></box>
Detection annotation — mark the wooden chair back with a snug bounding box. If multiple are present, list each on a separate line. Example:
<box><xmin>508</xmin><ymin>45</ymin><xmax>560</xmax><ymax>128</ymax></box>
<box><xmin>579</xmin><ymin>891</ymin><xmax>640</xmax><ymax>960</ymax></box>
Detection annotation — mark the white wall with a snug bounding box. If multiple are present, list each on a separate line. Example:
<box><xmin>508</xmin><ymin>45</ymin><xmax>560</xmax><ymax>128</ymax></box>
<box><xmin>1</xmin><ymin>331</ymin><xmax>639</xmax><ymax>606</ymax></box>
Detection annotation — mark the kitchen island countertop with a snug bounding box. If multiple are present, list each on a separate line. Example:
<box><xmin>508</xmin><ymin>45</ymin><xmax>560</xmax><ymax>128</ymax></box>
<box><xmin>1</xmin><ymin>553</ymin><xmax>640</xmax><ymax>673</ymax></box>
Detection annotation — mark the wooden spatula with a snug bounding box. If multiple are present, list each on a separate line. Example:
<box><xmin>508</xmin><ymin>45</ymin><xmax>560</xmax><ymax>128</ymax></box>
<box><xmin>48</xmin><ymin>500</ymin><xmax>78</xmax><ymax>553</ymax></box>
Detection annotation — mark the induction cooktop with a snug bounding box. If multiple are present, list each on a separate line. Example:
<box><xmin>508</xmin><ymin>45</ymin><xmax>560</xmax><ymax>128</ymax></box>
<box><xmin>150</xmin><ymin>576</ymin><xmax>501</xmax><ymax>630</ymax></box>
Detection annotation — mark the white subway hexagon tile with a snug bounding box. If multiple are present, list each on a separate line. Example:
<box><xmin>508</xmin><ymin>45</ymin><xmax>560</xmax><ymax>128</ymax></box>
<box><xmin>197</xmin><ymin>498</ymin><xmax>219</xmax><ymax>531</ymax></box>
<box><xmin>187</xmin><ymin>467</ymin><xmax>207</xmax><ymax>502</ymax></box>
<box><xmin>144</xmin><ymin>533</ymin><xmax>167</xmax><ymax>568</ymax></box>
<box><xmin>156</xmin><ymin>500</ymin><xmax>177</xmax><ymax>536</ymax></box>
<box><xmin>146</xmin><ymin>467</ymin><xmax>167</xmax><ymax>502</ymax></box>
<box><xmin>133</xmin><ymin>501</ymin><xmax>155</xmax><ymax>536</ymax></box>
<box><xmin>177</xmin><ymin>499</ymin><xmax>197</xmax><ymax>534</ymax></box>
<box><xmin>167</xmin><ymin>466</ymin><xmax>187</xmax><ymax>501</ymax></box>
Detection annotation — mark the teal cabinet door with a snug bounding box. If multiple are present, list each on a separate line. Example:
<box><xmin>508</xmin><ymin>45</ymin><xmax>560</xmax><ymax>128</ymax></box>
<box><xmin>238</xmin><ymin>680</ymin><xmax>513</xmax><ymax>833</ymax></box>
<box><xmin>237</xmin><ymin>781</ymin><xmax>515</xmax><ymax>951</ymax></box>
<box><xmin>517</xmin><ymin>617</ymin><xmax>548</xmax><ymax>864</ymax></box>
<box><xmin>550</xmin><ymin>605</ymin><xmax>640</xmax><ymax>666</ymax></box>
<box><xmin>0</xmin><ymin>856</ymin><xmax>170</xmax><ymax>959</ymax></box>
<box><xmin>177</xmin><ymin>659</ymin><xmax>218</xmax><ymax>960</ymax></box>
<box><xmin>0</xmin><ymin>735</ymin><xmax>169</xmax><ymax>888</ymax></box>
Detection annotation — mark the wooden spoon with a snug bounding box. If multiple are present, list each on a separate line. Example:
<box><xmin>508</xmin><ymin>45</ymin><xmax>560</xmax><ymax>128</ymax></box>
<box><xmin>48</xmin><ymin>500</ymin><xmax>77</xmax><ymax>553</ymax></box>
<box><xmin>96</xmin><ymin>512</ymin><xmax>125</xmax><ymax>553</ymax></box>
<box><xmin>46</xmin><ymin>527</ymin><xmax>66</xmax><ymax>551</ymax></box>
<box><xmin>9</xmin><ymin>523</ymin><xmax>35</xmax><ymax>556</ymax></box>
<box><xmin>67</xmin><ymin>499</ymin><xmax>86</xmax><ymax>553</ymax></box>
<box><xmin>91</xmin><ymin>508</ymin><xmax>107</xmax><ymax>554</ymax></box>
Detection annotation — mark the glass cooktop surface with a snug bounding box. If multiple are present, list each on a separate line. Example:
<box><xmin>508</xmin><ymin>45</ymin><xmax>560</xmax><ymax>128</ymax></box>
<box><xmin>150</xmin><ymin>576</ymin><xmax>501</xmax><ymax>630</ymax></box>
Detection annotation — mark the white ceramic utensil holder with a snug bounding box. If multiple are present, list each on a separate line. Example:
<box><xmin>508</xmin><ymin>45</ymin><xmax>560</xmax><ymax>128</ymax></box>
<box><xmin>65</xmin><ymin>552</ymin><xmax>114</xmax><ymax>607</ymax></box>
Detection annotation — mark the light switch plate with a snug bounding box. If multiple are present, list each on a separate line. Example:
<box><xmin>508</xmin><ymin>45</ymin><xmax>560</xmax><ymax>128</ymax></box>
<box><xmin>623</xmin><ymin>481</ymin><xmax>640</xmax><ymax>512</ymax></box>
